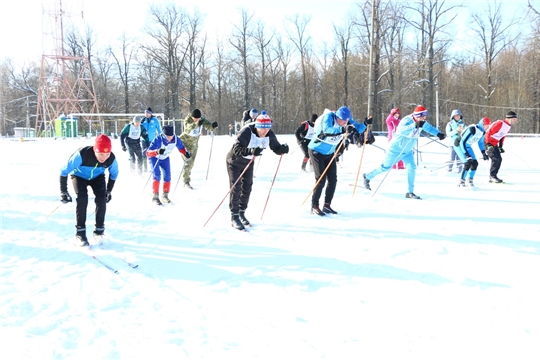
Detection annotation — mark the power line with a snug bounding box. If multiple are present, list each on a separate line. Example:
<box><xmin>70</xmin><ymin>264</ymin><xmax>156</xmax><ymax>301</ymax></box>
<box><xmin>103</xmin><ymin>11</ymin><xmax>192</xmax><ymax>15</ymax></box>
<box><xmin>441</xmin><ymin>99</ymin><xmax>540</xmax><ymax>111</ymax></box>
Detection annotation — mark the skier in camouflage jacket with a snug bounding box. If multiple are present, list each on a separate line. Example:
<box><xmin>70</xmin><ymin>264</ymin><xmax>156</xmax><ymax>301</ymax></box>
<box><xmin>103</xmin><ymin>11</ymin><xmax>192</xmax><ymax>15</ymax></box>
<box><xmin>179</xmin><ymin>109</ymin><xmax>218</xmax><ymax>189</ymax></box>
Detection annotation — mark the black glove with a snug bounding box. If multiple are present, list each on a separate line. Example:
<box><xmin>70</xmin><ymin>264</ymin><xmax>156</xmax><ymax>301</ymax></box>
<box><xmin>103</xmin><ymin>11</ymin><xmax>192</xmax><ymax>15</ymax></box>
<box><xmin>197</xmin><ymin>119</ymin><xmax>204</xmax><ymax>126</ymax></box>
<box><xmin>184</xmin><ymin>151</ymin><xmax>192</xmax><ymax>159</ymax></box>
<box><xmin>364</xmin><ymin>116</ymin><xmax>373</xmax><ymax>125</ymax></box>
<box><xmin>158</xmin><ymin>148</ymin><xmax>166</xmax><ymax>155</ymax></box>
<box><xmin>212</xmin><ymin>121</ymin><xmax>218</xmax><ymax>129</ymax></box>
<box><xmin>278</xmin><ymin>144</ymin><xmax>289</xmax><ymax>154</ymax></box>
<box><xmin>437</xmin><ymin>133</ymin><xmax>446</xmax><ymax>140</ymax></box>
<box><xmin>106</xmin><ymin>191</ymin><xmax>112</xmax><ymax>203</ymax></box>
<box><xmin>122</xmin><ymin>146</ymin><xmax>127</xmax><ymax>152</ymax></box>
<box><xmin>481</xmin><ymin>150</ymin><xmax>489</xmax><ymax>161</ymax></box>
<box><xmin>142</xmin><ymin>141</ymin><xmax>149</xmax><ymax>151</ymax></box>
<box><xmin>416</xmin><ymin>120</ymin><xmax>425</xmax><ymax>128</ymax></box>
<box><xmin>346</xmin><ymin>124</ymin><xmax>357</xmax><ymax>134</ymax></box>
<box><xmin>499</xmin><ymin>146</ymin><xmax>505</xmax><ymax>154</ymax></box>
<box><xmin>251</xmin><ymin>147</ymin><xmax>263</xmax><ymax>156</ymax></box>
<box><xmin>60</xmin><ymin>191</ymin><xmax>72</xmax><ymax>204</ymax></box>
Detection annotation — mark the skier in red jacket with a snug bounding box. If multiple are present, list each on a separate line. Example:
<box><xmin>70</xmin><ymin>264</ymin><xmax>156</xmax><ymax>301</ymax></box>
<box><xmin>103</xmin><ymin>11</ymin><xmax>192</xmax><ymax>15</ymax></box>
<box><xmin>484</xmin><ymin>111</ymin><xmax>518</xmax><ymax>183</ymax></box>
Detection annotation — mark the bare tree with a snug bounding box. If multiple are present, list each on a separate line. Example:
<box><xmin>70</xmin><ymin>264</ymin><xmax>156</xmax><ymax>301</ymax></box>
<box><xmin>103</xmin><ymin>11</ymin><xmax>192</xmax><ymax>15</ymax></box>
<box><xmin>141</xmin><ymin>4</ymin><xmax>190</xmax><ymax>119</ymax></box>
<box><xmin>253</xmin><ymin>21</ymin><xmax>275</xmax><ymax>110</ymax></box>
<box><xmin>109</xmin><ymin>34</ymin><xmax>137</xmax><ymax>113</ymax></box>
<box><xmin>184</xmin><ymin>11</ymin><xmax>207</xmax><ymax>110</ymax></box>
<box><xmin>229</xmin><ymin>9</ymin><xmax>255</xmax><ymax>110</ymax></box>
<box><xmin>471</xmin><ymin>1</ymin><xmax>519</xmax><ymax>106</ymax></box>
<box><xmin>287</xmin><ymin>14</ymin><xmax>313</xmax><ymax>119</ymax></box>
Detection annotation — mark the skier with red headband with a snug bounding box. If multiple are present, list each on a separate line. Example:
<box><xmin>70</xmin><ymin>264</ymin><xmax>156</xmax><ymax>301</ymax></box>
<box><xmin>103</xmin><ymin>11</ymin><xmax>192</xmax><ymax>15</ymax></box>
<box><xmin>363</xmin><ymin>105</ymin><xmax>446</xmax><ymax>199</ymax></box>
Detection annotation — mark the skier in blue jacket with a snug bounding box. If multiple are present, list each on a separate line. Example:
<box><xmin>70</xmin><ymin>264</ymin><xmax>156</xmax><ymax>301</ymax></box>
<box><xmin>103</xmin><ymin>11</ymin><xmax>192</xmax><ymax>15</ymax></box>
<box><xmin>308</xmin><ymin>106</ymin><xmax>369</xmax><ymax>215</ymax></box>
<box><xmin>59</xmin><ymin>134</ymin><xmax>119</xmax><ymax>246</ymax></box>
<box><xmin>141</xmin><ymin>107</ymin><xmax>162</xmax><ymax>171</ymax></box>
<box><xmin>446</xmin><ymin>109</ymin><xmax>466</xmax><ymax>173</ymax></box>
<box><xmin>454</xmin><ymin>117</ymin><xmax>491</xmax><ymax>187</ymax></box>
<box><xmin>363</xmin><ymin>105</ymin><xmax>446</xmax><ymax>199</ymax></box>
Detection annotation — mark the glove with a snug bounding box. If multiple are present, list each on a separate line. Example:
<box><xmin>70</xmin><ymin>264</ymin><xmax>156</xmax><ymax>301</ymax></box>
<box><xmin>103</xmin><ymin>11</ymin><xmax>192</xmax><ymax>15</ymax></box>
<box><xmin>211</xmin><ymin>121</ymin><xmax>218</xmax><ymax>129</ymax></box>
<box><xmin>158</xmin><ymin>148</ymin><xmax>166</xmax><ymax>155</ymax></box>
<box><xmin>416</xmin><ymin>120</ymin><xmax>425</xmax><ymax>128</ymax></box>
<box><xmin>184</xmin><ymin>150</ymin><xmax>192</xmax><ymax>159</ymax></box>
<box><xmin>122</xmin><ymin>146</ymin><xmax>127</xmax><ymax>152</ymax></box>
<box><xmin>364</xmin><ymin>116</ymin><xmax>373</xmax><ymax>125</ymax></box>
<box><xmin>481</xmin><ymin>150</ymin><xmax>489</xmax><ymax>161</ymax></box>
<box><xmin>60</xmin><ymin>191</ymin><xmax>72</xmax><ymax>204</ymax></box>
<box><xmin>437</xmin><ymin>133</ymin><xmax>446</xmax><ymax>140</ymax></box>
<box><xmin>142</xmin><ymin>141</ymin><xmax>149</xmax><ymax>151</ymax></box>
<box><xmin>346</xmin><ymin>124</ymin><xmax>357</xmax><ymax>134</ymax></box>
<box><xmin>251</xmin><ymin>147</ymin><xmax>263</xmax><ymax>156</ymax></box>
<box><xmin>278</xmin><ymin>144</ymin><xmax>289</xmax><ymax>154</ymax></box>
<box><xmin>197</xmin><ymin>119</ymin><xmax>204</xmax><ymax>126</ymax></box>
<box><xmin>499</xmin><ymin>147</ymin><xmax>505</xmax><ymax>153</ymax></box>
<box><xmin>106</xmin><ymin>191</ymin><xmax>112</xmax><ymax>203</ymax></box>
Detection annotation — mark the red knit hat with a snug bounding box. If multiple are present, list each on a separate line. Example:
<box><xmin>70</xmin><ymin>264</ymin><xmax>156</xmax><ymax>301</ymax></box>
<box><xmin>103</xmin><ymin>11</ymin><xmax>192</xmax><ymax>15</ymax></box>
<box><xmin>94</xmin><ymin>134</ymin><xmax>112</xmax><ymax>153</ymax></box>
<box><xmin>413</xmin><ymin>105</ymin><xmax>428</xmax><ymax>118</ymax></box>
<box><xmin>255</xmin><ymin>111</ymin><xmax>272</xmax><ymax>128</ymax></box>
<box><xmin>482</xmin><ymin>117</ymin><xmax>491</xmax><ymax>126</ymax></box>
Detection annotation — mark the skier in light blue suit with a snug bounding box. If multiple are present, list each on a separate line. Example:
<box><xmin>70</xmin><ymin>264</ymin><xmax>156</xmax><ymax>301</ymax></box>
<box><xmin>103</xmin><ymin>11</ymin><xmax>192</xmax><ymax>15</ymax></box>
<box><xmin>446</xmin><ymin>109</ymin><xmax>466</xmax><ymax>172</ymax></box>
<box><xmin>363</xmin><ymin>105</ymin><xmax>446</xmax><ymax>199</ymax></box>
<box><xmin>454</xmin><ymin>117</ymin><xmax>491</xmax><ymax>187</ymax></box>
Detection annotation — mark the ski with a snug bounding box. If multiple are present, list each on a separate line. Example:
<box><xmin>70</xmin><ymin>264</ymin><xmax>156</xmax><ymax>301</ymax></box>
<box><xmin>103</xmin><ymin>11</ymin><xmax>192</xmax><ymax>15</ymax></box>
<box><xmin>82</xmin><ymin>247</ymin><xmax>119</xmax><ymax>274</ymax></box>
<box><xmin>348</xmin><ymin>183</ymin><xmax>368</xmax><ymax>189</ymax></box>
<box><xmin>97</xmin><ymin>242</ymin><xmax>139</xmax><ymax>269</ymax></box>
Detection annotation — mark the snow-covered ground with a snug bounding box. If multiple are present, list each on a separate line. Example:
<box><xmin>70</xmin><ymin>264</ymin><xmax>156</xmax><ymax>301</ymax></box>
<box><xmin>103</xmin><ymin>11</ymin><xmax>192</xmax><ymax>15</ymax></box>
<box><xmin>1</xmin><ymin>132</ymin><xmax>539</xmax><ymax>359</ymax></box>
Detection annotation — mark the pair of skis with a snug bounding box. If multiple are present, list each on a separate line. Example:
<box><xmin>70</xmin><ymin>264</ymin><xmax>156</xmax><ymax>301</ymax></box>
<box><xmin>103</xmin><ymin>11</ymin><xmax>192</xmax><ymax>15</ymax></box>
<box><xmin>80</xmin><ymin>239</ymin><xmax>138</xmax><ymax>274</ymax></box>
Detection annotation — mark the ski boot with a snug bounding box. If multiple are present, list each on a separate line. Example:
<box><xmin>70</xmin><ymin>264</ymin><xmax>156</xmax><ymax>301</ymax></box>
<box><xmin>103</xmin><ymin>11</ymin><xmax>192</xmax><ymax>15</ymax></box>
<box><xmin>239</xmin><ymin>210</ymin><xmax>251</xmax><ymax>227</ymax></box>
<box><xmin>75</xmin><ymin>227</ymin><xmax>89</xmax><ymax>247</ymax></box>
<box><xmin>231</xmin><ymin>213</ymin><xmax>246</xmax><ymax>231</ymax></box>
<box><xmin>152</xmin><ymin>193</ymin><xmax>162</xmax><ymax>205</ymax></box>
<box><xmin>458</xmin><ymin>179</ymin><xmax>466</xmax><ymax>187</ymax></box>
<box><xmin>311</xmin><ymin>205</ymin><xmax>326</xmax><ymax>216</ymax></box>
<box><xmin>323</xmin><ymin>203</ymin><xmax>337</xmax><ymax>214</ymax></box>
<box><xmin>405</xmin><ymin>192</ymin><xmax>422</xmax><ymax>200</ymax></box>
<box><xmin>363</xmin><ymin>174</ymin><xmax>371</xmax><ymax>190</ymax></box>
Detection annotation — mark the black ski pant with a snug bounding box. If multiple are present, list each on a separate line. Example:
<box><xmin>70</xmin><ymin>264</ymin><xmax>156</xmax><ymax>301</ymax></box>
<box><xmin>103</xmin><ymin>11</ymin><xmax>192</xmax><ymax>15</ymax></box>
<box><xmin>227</xmin><ymin>157</ymin><xmax>254</xmax><ymax>214</ymax></box>
<box><xmin>486</xmin><ymin>145</ymin><xmax>503</xmax><ymax>177</ymax></box>
<box><xmin>72</xmin><ymin>174</ymin><xmax>107</xmax><ymax>231</ymax></box>
<box><xmin>127</xmin><ymin>141</ymin><xmax>144</xmax><ymax>173</ymax></box>
<box><xmin>309</xmin><ymin>149</ymin><xmax>337</xmax><ymax>207</ymax></box>
<box><xmin>299</xmin><ymin>139</ymin><xmax>310</xmax><ymax>159</ymax></box>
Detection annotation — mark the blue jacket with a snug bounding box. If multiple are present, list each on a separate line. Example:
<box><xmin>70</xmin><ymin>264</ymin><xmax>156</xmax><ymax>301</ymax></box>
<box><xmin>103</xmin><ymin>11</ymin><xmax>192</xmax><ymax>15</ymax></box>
<box><xmin>147</xmin><ymin>133</ymin><xmax>187</xmax><ymax>160</ymax></box>
<box><xmin>390</xmin><ymin>115</ymin><xmax>440</xmax><ymax>153</ymax></box>
<box><xmin>60</xmin><ymin>146</ymin><xmax>119</xmax><ymax>181</ymax></box>
<box><xmin>308</xmin><ymin>111</ymin><xmax>366</xmax><ymax>155</ymax></box>
<box><xmin>141</xmin><ymin>116</ymin><xmax>162</xmax><ymax>142</ymax></box>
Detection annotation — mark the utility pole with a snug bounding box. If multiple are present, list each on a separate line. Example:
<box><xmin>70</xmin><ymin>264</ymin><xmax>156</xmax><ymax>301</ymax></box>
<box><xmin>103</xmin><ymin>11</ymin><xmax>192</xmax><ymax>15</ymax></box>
<box><xmin>366</xmin><ymin>0</ymin><xmax>376</xmax><ymax>120</ymax></box>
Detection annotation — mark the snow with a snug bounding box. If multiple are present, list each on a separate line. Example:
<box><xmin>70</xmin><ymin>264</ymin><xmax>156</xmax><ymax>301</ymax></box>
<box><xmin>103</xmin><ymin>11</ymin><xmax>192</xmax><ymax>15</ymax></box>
<box><xmin>1</xmin><ymin>133</ymin><xmax>540</xmax><ymax>359</ymax></box>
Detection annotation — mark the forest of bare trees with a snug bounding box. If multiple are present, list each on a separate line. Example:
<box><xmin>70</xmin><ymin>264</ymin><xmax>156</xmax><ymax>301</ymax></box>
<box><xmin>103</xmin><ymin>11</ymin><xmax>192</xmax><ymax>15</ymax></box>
<box><xmin>1</xmin><ymin>0</ymin><xmax>539</xmax><ymax>137</ymax></box>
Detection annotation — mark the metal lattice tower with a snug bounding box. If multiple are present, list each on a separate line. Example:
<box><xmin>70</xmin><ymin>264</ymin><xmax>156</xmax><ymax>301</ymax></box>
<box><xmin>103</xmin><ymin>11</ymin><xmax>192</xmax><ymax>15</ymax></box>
<box><xmin>35</xmin><ymin>0</ymin><xmax>101</xmax><ymax>137</ymax></box>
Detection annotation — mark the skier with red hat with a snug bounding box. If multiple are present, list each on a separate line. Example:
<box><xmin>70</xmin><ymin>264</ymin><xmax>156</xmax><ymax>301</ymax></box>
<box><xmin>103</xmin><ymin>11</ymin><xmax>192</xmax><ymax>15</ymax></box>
<box><xmin>363</xmin><ymin>105</ymin><xmax>446</xmax><ymax>199</ymax></box>
<box><xmin>59</xmin><ymin>134</ymin><xmax>119</xmax><ymax>246</ymax></box>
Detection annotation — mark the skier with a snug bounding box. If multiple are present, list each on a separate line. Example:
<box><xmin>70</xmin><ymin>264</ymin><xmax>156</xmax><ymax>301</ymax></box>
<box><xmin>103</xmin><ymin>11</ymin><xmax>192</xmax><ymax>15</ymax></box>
<box><xmin>226</xmin><ymin>111</ymin><xmax>289</xmax><ymax>231</ymax></box>
<box><xmin>120</xmin><ymin>116</ymin><xmax>150</xmax><ymax>176</ymax></box>
<box><xmin>59</xmin><ymin>134</ymin><xmax>119</xmax><ymax>246</ymax></box>
<box><xmin>294</xmin><ymin>113</ymin><xmax>317</xmax><ymax>172</ymax></box>
<box><xmin>363</xmin><ymin>105</ymin><xmax>446</xmax><ymax>199</ymax></box>
<box><xmin>140</xmin><ymin>107</ymin><xmax>162</xmax><ymax>172</ymax></box>
<box><xmin>484</xmin><ymin>111</ymin><xmax>518</xmax><ymax>183</ymax></box>
<box><xmin>146</xmin><ymin>125</ymin><xmax>191</xmax><ymax>205</ymax></box>
<box><xmin>445</xmin><ymin>109</ymin><xmax>466</xmax><ymax>173</ymax></box>
<box><xmin>308</xmin><ymin>106</ymin><xmax>369</xmax><ymax>216</ymax></box>
<box><xmin>386</xmin><ymin>108</ymin><xmax>405</xmax><ymax>169</ymax></box>
<box><xmin>241</xmin><ymin>108</ymin><xmax>259</xmax><ymax>127</ymax></box>
<box><xmin>179</xmin><ymin>109</ymin><xmax>218</xmax><ymax>189</ymax></box>
<box><xmin>454</xmin><ymin>117</ymin><xmax>491</xmax><ymax>187</ymax></box>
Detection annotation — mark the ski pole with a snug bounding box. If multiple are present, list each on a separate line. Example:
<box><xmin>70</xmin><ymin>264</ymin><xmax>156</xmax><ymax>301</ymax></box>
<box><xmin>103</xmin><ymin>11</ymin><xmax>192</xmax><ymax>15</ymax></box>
<box><xmin>205</xmin><ymin>131</ymin><xmax>214</xmax><ymax>181</ymax></box>
<box><xmin>352</xmin><ymin>125</ymin><xmax>370</xmax><ymax>197</ymax></box>
<box><xmin>302</xmin><ymin>132</ymin><xmax>349</xmax><ymax>206</ymax></box>
<box><xmin>260</xmin><ymin>154</ymin><xmax>283</xmax><ymax>220</ymax></box>
<box><xmin>141</xmin><ymin>156</ymin><xmax>161</xmax><ymax>195</ymax></box>
<box><xmin>32</xmin><ymin>202</ymin><xmax>63</xmax><ymax>230</ymax></box>
<box><xmin>173</xmin><ymin>156</ymin><xmax>188</xmax><ymax>196</ymax></box>
<box><xmin>203</xmin><ymin>156</ymin><xmax>256</xmax><ymax>227</ymax></box>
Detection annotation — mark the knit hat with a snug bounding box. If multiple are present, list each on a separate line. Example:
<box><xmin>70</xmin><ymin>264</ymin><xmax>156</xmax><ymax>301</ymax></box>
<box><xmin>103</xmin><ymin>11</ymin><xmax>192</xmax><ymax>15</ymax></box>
<box><xmin>145</xmin><ymin>107</ymin><xmax>153</xmax><ymax>114</ymax></box>
<box><xmin>413</xmin><ymin>105</ymin><xmax>428</xmax><ymax>118</ymax></box>
<box><xmin>191</xmin><ymin>109</ymin><xmax>201</xmax><ymax>118</ymax></box>
<box><xmin>482</xmin><ymin>117</ymin><xmax>491</xmax><ymax>126</ymax></box>
<box><xmin>335</xmin><ymin>106</ymin><xmax>351</xmax><ymax>121</ymax></box>
<box><xmin>94</xmin><ymin>134</ymin><xmax>112</xmax><ymax>153</ymax></box>
<box><xmin>250</xmin><ymin>108</ymin><xmax>259</xmax><ymax>118</ymax></box>
<box><xmin>255</xmin><ymin>111</ymin><xmax>272</xmax><ymax>128</ymax></box>
<box><xmin>133</xmin><ymin>116</ymin><xmax>142</xmax><ymax>123</ymax></box>
<box><xmin>505</xmin><ymin>111</ymin><xmax>517</xmax><ymax>119</ymax></box>
<box><xmin>310</xmin><ymin>114</ymin><xmax>318</xmax><ymax>122</ymax></box>
<box><xmin>163</xmin><ymin>125</ymin><xmax>174</xmax><ymax>136</ymax></box>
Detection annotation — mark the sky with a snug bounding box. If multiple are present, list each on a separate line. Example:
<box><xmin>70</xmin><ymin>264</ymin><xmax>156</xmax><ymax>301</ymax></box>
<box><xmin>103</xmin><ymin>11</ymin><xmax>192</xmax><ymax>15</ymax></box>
<box><xmin>2</xmin><ymin>0</ymin><xmax>533</xmax><ymax>67</ymax></box>
<box><xmin>1</xmin><ymin>131</ymin><xmax>540</xmax><ymax>358</ymax></box>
